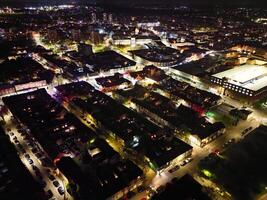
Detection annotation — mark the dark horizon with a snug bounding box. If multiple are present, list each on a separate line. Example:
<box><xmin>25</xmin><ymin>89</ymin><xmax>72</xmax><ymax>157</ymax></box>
<box><xmin>0</xmin><ymin>0</ymin><xmax>267</xmax><ymax>8</ymax></box>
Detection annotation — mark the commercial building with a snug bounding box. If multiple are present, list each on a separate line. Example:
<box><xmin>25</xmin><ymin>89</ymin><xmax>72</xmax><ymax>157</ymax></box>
<box><xmin>3</xmin><ymin>89</ymin><xmax>143</xmax><ymax>200</ymax></box>
<box><xmin>55</xmin><ymin>82</ymin><xmax>193</xmax><ymax>172</ymax></box>
<box><xmin>46</xmin><ymin>29</ymin><xmax>58</xmax><ymax>42</ymax></box>
<box><xmin>115</xmin><ymin>85</ymin><xmax>225</xmax><ymax>147</ymax></box>
<box><xmin>95</xmin><ymin>73</ymin><xmax>132</xmax><ymax>92</ymax></box>
<box><xmin>3</xmin><ymin>89</ymin><xmax>96</xmax><ymax>160</ymax></box>
<box><xmin>90</xmin><ymin>31</ymin><xmax>102</xmax><ymax>45</ymax></box>
<box><xmin>83</xmin><ymin>50</ymin><xmax>137</xmax><ymax>74</ymax></box>
<box><xmin>41</xmin><ymin>54</ymin><xmax>91</xmax><ymax>80</ymax></box>
<box><xmin>129</xmin><ymin>47</ymin><xmax>180</xmax><ymax>67</ymax></box>
<box><xmin>128</xmin><ymin>66</ymin><xmax>221</xmax><ymax>112</ymax></box>
<box><xmin>158</xmin><ymin>77</ymin><xmax>222</xmax><ymax>112</ymax></box>
<box><xmin>129</xmin><ymin>65</ymin><xmax>168</xmax><ymax>82</ymax></box>
<box><xmin>112</xmin><ymin>35</ymin><xmax>159</xmax><ymax>46</ymax></box>
<box><xmin>57</xmin><ymin>139</ymin><xmax>143</xmax><ymax>200</ymax></box>
<box><xmin>168</xmin><ymin>52</ymin><xmax>241</xmax><ymax>85</ymax></box>
<box><xmin>0</xmin><ymin>56</ymin><xmax>54</xmax><ymax>96</ymax></box>
<box><xmin>78</xmin><ymin>43</ymin><xmax>93</xmax><ymax>57</ymax></box>
<box><xmin>71</xmin><ymin>29</ymin><xmax>81</xmax><ymax>42</ymax></box>
<box><xmin>211</xmin><ymin>64</ymin><xmax>267</xmax><ymax>97</ymax></box>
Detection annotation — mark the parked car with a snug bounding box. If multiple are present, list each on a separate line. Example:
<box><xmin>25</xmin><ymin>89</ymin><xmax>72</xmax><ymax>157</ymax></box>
<box><xmin>185</xmin><ymin>157</ymin><xmax>193</xmax><ymax>163</ymax></box>
<box><xmin>53</xmin><ymin>180</ymin><xmax>59</xmax><ymax>187</ymax></box>
<box><xmin>168</xmin><ymin>165</ymin><xmax>180</xmax><ymax>173</ymax></box>
<box><xmin>31</xmin><ymin>147</ymin><xmax>38</xmax><ymax>154</ymax></box>
<box><xmin>39</xmin><ymin>180</ymin><xmax>46</xmax><ymax>188</ymax></box>
<box><xmin>28</xmin><ymin>159</ymin><xmax>34</xmax><ymax>165</ymax></box>
<box><xmin>137</xmin><ymin>186</ymin><xmax>146</xmax><ymax>193</ymax></box>
<box><xmin>58</xmin><ymin>186</ymin><xmax>64</xmax><ymax>195</ymax></box>
<box><xmin>228</xmin><ymin>138</ymin><xmax>236</xmax><ymax>143</ymax></box>
<box><xmin>20</xmin><ymin>132</ymin><xmax>26</xmax><ymax>137</ymax></box>
<box><xmin>48</xmin><ymin>174</ymin><xmax>56</xmax><ymax>181</ymax></box>
<box><xmin>32</xmin><ymin>165</ymin><xmax>38</xmax><ymax>171</ymax></box>
<box><xmin>181</xmin><ymin>157</ymin><xmax>193</xmax><ymax>166</ymax></box>
<box><xmin>180</xmin><ymin>160</ymin><xmax>187</xmax><ymax>166</ymax></box>
<box><xmin>35</xmin><ymin>170</ymin><xmax>42</xmax><ymax>178</ymax></box>
<box><xmin>46</xmin><ymin>190</ymin><xmax>53</xmax><ymax>199</ymax></box>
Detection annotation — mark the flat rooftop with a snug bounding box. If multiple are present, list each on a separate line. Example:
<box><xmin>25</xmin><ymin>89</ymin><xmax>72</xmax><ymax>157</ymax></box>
<box><xmin>56</xmin><ymin>82</ymin><xmax>192</xmax><ymax>169</ymax></box>
<box><xmin>0</xmin><ymin>57</ymin><xmax>54</xmax><ymax>87</ymax></box>
<box><xmin>3</xmin><ymin>89</ymin><xmax>96</xmax><ymax>159</ymax></box>
<box><xmin>152</xmin><ymin>174</ymin><xmax>210</xmax><ymax>200</ymax></box>
<box><xmin>130</xmin><ymin>47</ymin><xmax>180</xmax><ymax>63</ymax></box>
<box><xmin>85</xmin><ymin>50</ymin><xmax>136</xmax><ymax>72</ymax></box>
<box><xmin>57</xmin><ymin>139</ymin><xmax>143</xmax><ymax>200</ymax></box>
<box><xmin>159</xmin><ymin>77</ymin><xmax>221</xmax><ymax>109</ymax></box>
<box><xmin>118</xmin><ymin>85</ymin><xmax>224</xmax><ymax>141</ymax></box>
<box><xmin>213</xmin><ymin>64</ymin><xmax>267</xmax><ymax>91</ymax></box>
<box><xmin>129</xmin><ymin>65</ymin><xmax>168</xmax><ymax>82</ymax></box>
<box><xmin>95</xmin><ymin>73</ymin><xmax>131</xmax><ymax>88</ymax></box>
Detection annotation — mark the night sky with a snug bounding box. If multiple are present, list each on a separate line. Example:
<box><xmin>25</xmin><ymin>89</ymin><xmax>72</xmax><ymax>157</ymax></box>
<box><xmin>0</xmin><ymin>0</ymin><xmax>266</xmax><ymax>7</ymax></box>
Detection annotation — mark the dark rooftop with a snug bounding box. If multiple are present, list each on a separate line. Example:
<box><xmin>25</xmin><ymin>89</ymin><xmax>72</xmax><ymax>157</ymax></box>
<box><xmin>56</xmin><ymin>81</ymin><xmax>192</xmax><ymax>169</ymax></box>
<box><xmin>57</xmin><ymin>138</ymin><xmax>143</xmax><ymax>200</ymax></box>
<box><xmin>130</xmin><ymin>65</ymin><xmax>168</xmax><ymax>82</ymax></box>
<box><xmin>152</xmin><ymin>174</ymin><xmax>210</xmax><ymax>200</ymax></box>
<box><xmin>95</xmin><ymin>73</ymin><xmax>131</xmax><ymax>89</ymax></box>
<box><xmin>3</xmin><ymin>89</ymin><xmax>96</xmax><ymax>159</ymax></box>
<box><xmin>117</xmin><ymin>85</ymin><xmax>224</xmax><ymax>141</ymax></box>
<box><xmin>129</xmin><ymin>47</ymin><xmax>180</xmax><ymax>64</ymax></box>
<box><xmin>84</xmin><ymin>50</ymin><xmax>136</xmax><ymax>72</ymax></box>
<box><xmin>0</xmin><ymin>56</ymin><xmax>54</xmax><ymax>87</ymax></box>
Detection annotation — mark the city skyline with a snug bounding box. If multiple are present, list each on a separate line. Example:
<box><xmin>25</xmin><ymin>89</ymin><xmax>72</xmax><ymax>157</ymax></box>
<box><xmin>0</xmin><ymin>3</ymin><xmax>266</xmax><ymax>200</ymax></box>
<box><xmin>0</xmin><ymin>0</ymin><xmax>267</xmax><ymax>7</ymax></box>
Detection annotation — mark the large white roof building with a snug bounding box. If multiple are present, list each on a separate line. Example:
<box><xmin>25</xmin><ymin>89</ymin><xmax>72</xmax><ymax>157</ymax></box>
<box><xmin>211</xmin><ymin>64</ymin><xmax>267</xmax><ymax>96</ymax></box>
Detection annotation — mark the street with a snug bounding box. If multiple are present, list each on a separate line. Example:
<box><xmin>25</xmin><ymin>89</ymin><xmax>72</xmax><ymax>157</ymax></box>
<box><xmin>2</xmin><ymin>111</ymin><xmax>72</xmax><ymax>200</ymax></box>
<box><xmin>0</xmin><ymin>42</ymin><xmax>266</xmax><ymax>200</ymax></box>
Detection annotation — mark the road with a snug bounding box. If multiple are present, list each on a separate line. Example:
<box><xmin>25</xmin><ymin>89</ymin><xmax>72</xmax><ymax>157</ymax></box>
<box><xmin>258</xmin><ymin>193</ymin><xmax>267</xmax><ymax>200</ymax></box>
<box><xmin>74</xmin><ymin>65</ymin><xmax>263</xmax><ymax>200</ymax></box>
<box><xmin>2</xmin><ymin>111</ymin><xmax>72</xmax><ymax>200</ymax></box>
<box><xmin>1</xmin><ymin>68</ymin><xmax>264</xmax><ymax>200</ymax></box>
<box><xmin>129</xmin><ymin>115</ymin><xmax>259</xmax><ymax>199</ymax></box>
<box><xmin>1</xmin><ymin>41</ymin><xmax>266</xmax><ymax>200</ymax></box>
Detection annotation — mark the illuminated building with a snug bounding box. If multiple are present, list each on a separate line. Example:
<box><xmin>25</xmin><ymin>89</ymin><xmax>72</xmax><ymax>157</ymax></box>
<box><xmin>211</xmin><ymin>64</ymin><xmax>267</xmax><ymax>97</ymax></box>
<box><xmin>90</xmin><ymin>31</ymin><xmax>101</xmax><ymax>45</ymax></box>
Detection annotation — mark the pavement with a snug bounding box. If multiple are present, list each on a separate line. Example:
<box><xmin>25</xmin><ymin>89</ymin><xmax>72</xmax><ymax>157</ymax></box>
<box><xmin>2</xmin><ymin>111</ymin><xmax>73</xmax><ymax>200</ymax></box>
<box><xmin>129</xmin><ymin>115</ymin><xmax>260</xmax><ymax>199</ymax></box>
<box><xmin>258</xmin><ymin>193</ymin><xmax>267</xmax><ymax>200</ymax></box>
<box><xmin>1</xmin><ymin>71</ymin><xmax>263</xmax><ymax>200</ymax></box>
<box><xmin>1</xmin><ymin>44</ymin><xmax>266</xmax><ymax>200</ymax></box>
